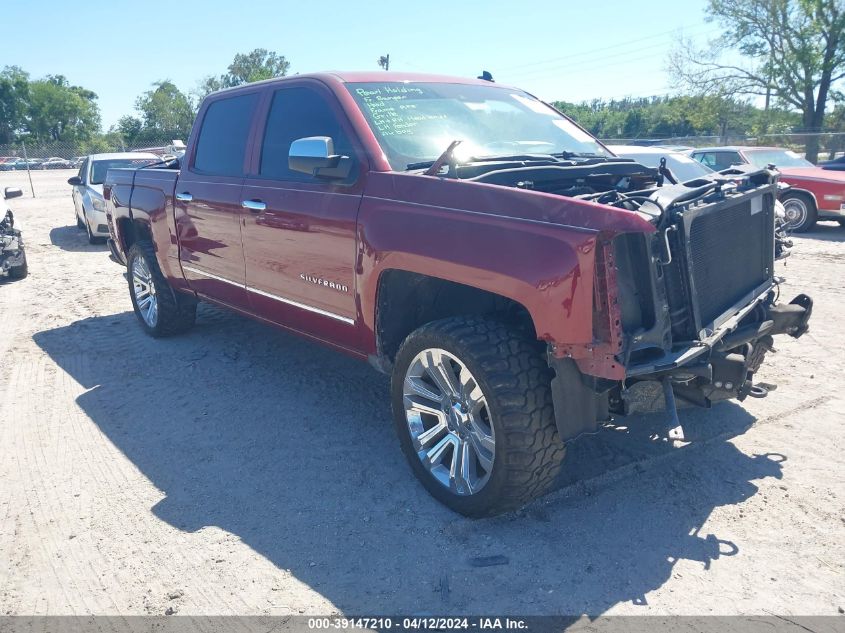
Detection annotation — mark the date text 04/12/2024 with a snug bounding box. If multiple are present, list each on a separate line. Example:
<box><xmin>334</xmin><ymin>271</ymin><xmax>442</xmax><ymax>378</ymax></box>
<box><xmin>307</xmin><ymin>618</ymin><xmax>528</xmax><ymax>630</ymax></box>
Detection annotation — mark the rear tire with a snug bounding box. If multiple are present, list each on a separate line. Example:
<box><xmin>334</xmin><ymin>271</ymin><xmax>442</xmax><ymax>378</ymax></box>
<box><xmin>391</xmin><ymin>316</ymin><xmax>565</xmax><ymax>517</ymax></box>
<box><xmin>781</xmin><ymin>192</ymin><xmax>817</xmax><ymax>233</ymax></box>
<box><xmin>127</xmin><ymin>240</ymin><xmax>196</xmax><ymax>337</ymax></box>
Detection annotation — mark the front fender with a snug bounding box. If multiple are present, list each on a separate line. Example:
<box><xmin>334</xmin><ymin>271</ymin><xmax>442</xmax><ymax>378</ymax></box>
<box><xmin>356</xmin><ymin>185</ymin><xmax>612</xmax><ymax>356</ymax></box>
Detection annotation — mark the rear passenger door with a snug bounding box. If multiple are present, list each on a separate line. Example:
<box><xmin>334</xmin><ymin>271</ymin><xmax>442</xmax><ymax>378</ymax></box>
<box><xmin>176</xmin><ymin>91</ymin><xmax>261</xmax><ymax>309</ymax></box>
<box><xmin>240</xmin><ymin>81</ymin><xmax>366</xmax><ymax>349</ymax></box>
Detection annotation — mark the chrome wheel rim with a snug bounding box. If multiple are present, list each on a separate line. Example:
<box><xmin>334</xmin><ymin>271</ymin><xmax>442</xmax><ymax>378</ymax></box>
<box><xmin>403</xmin><ymin>348</ymin><xmax>495</xmax><ymax>495</ymax></box>
<box><xmin>782</xmin><ymin>198</ymin><xmax>807</xmax><ymax>229</ymax></box>
<box><xmin>132</xmin><ymin>256</ymin><xmax>158</xmax><ymax>327</ymax></box>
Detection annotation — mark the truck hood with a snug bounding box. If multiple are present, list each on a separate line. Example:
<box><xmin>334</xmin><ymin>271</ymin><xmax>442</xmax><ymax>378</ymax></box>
<box><xmin>367</xmin><ymin>171</ymin><xmax>657</xmax><ymax>235</ymax></box>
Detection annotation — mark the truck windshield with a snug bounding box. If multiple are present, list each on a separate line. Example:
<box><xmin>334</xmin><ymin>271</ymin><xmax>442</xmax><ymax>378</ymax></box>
<box><xmin>346</xmin><ymin>82</ymin><xmax>609</xmax><ymax>170</ymax></box>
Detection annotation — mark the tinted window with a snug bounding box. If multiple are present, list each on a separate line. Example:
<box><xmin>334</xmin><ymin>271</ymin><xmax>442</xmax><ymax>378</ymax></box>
<box><xmin>194</xmin><ymin>93</ymin><xmax>259</xmax><ymax>176</ymax></box>
<box><xmin>700</xmin><ymin>151</ymin><xmax>742</xmax><ymax>170</ymax></box>
<box><xmin>90</xmin><ymin>158</ymin><xmax>158</xmax><ymax>185</ymax></box>
<box><xmin>259</xmin><ymin>86</ymin><xmax>354</xmax><ymax>181</ymax></box>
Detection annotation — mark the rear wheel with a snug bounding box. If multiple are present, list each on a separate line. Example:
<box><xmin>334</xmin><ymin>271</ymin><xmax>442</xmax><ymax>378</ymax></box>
<box><xmin>127</xmin><ymin>241</ymin><xmax>196</xmax><ymax>337</ymax></box>
<box><xmin>781</xmin><ymin>192</ymin><xmax>817</xmax><ymax>233</ymax></box>
<box><xmin>391</xmin><ymin>316</ymin><xmax>565</xmax><ymax>517</ymax></box>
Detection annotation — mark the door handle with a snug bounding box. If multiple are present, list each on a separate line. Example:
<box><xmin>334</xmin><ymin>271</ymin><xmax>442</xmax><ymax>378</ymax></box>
<box><xmin>175</xmin><ymin>192</ymin><xmax>193</xmax><ymax>202</ymax></box>
<box><xmin>241</xmin><ymin>199</ymin><xmax>266</xmax><ymax>212</ymax></box>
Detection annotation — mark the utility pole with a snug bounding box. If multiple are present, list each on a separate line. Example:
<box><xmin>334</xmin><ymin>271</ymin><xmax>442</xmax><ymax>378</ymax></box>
<box><xmin>21</xmin><ymin>140</ymin><xmax>35</xmax><ymax>198</ymax></box>
<box><xmin>378</xmin><ymin>54</ymin><xmax>390</xmax><ymax>71</ymax></box>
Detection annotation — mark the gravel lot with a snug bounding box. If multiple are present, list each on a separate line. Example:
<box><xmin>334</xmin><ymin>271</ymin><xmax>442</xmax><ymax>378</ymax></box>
<box><xmin>1</xmin><ymin>170</ymin><xmax>843</xmax><ymax>617</ymax></box>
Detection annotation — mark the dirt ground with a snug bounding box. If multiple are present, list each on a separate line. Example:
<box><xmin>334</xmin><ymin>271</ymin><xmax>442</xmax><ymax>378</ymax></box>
<box><xmin>0</xmin><ymin>170</ymin><xmax>843</xmax><ymax>617</ymax></box>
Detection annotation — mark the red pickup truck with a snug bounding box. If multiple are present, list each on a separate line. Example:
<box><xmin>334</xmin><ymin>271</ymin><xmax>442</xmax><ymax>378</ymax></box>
<box><xmin>104</xmin><ymin>72</ymin><xmax>812</xmax><ymax>517</ymax></box>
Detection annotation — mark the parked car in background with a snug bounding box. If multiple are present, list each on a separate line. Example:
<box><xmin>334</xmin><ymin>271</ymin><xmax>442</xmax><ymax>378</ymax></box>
<box><xmin>817</xmin><ymin>155</ymin><xmax>845</xmax><ymax>171</ymax></box>
<box><xmin>608</xmin><ymin>144</ymin><xmax>715</xmax><ymax>182</ymax></box>
<box><xmin>42</xmin><ymin>157</ymin><xmax>72</xmax><ymax>170</ymax></box>
<box><xmin>612</xmin><ymin>145</ymin><xmax>793</xmax><ymax>259</ymax></box>
<box><xmin>690</xmin><ymin>146</ymin><xmax>845</xmax><ymax>231</ymax></box>
<box><xmin>0</xmin><ymin>158</ymin><xmax>29</xmax><ymax>171</ymax></box>
<box><xmin>104</xmin><ymin>71</ymin><xmax>812</xmax><ymax>517</ymax></box>
<box><xmin>68</xmin><ymin>153</ymin><xmax>160</xmax><ymax>244</ymax></box>
<box><xmin>71</xmin><ymin>156</ymin><xmax>85</xmax><ymax>168</ymax></box>
<box><xmin>27</xmin><ymin>158</ymin><xmax>44</xmax><ymax>170</ymax></box>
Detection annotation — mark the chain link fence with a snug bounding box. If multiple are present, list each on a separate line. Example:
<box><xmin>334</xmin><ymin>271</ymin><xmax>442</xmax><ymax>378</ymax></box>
<box><xmin>600</xmin><ymin>132</ymin><xmax>845</xmax><ymax>159</ymax></box>
<box><xmin>0</xmin><ymin>137</ymin><xmax>186</xmax><ymax>196</ymax></box>
<box><xmin>0</xmin><ymin>137</ymin><xmax>185</xmax><ymax>168</ymax></box>
<box><xmin>4</xmin><ymin>132</ymin><xmax>845</xmax><ymax>197</ymax></box>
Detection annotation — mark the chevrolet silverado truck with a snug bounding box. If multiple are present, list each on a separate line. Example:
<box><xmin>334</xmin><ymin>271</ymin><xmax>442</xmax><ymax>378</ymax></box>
<box><xmin>104</xmin><ymin>72</ymin><xmax>812</xmax><ymax>517</ymax></box>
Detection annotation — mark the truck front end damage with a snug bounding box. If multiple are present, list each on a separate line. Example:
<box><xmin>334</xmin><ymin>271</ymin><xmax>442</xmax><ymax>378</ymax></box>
<box><xmin>547</xmin><ymin>166</ymin><xmax>813</xmax><ymax>441</ymax></box>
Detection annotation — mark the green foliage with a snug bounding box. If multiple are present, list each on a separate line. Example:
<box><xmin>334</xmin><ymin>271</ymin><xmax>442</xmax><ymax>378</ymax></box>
<box><xmin>199</xmin><ymin>48</ymin><xmax>290</xmax><ymax>96</ymax></box>
<box><xmin>0</xmin><ymin>68</ymin><xmax>100</xmax><ymax>144</ymax></box>
<box><xmin>134</xmin><ymin>80</ymin><xmax>195</xmax><ymax>142</ymax></box>
<box><xmin>672</xmin><ymin>0</ymin><xmax>845</xmax><ymax>160</ymax></box>
<box><xmin>26</xmin><ymin>75</ymin><xmax>101</xmax><ymax>142</ymax></box>
<box><xmin>552</xmin><ymin>94</ymin><xmax>802</xmax><ymax>141</ymax></box>
<box><xmin>111</xmin><ymin>115</ymin><xmax>144</xmax><ymax>145</ymax></box>
<box><xmin>0</xmin><ymin>66</ymin><xmax>30</xmax><ymax>144</ymax></box>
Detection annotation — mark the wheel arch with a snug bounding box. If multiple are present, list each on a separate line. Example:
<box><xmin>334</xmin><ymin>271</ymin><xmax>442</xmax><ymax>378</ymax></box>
<box><xmin>373</xmin><ymin>269</ymin><xmax>540</xmax><ymax>368</ymax></box>
<box><xmin>782</xmin><ymin>187</ymin><xmax>818</xmax><ymax>211</ymax></box>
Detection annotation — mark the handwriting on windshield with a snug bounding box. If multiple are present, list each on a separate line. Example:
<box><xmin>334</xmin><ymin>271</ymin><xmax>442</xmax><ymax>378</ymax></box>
<box><xmin>355</xmin><ymin>86</ymin><xmax>447</xmax><ymax>137</ymax></box>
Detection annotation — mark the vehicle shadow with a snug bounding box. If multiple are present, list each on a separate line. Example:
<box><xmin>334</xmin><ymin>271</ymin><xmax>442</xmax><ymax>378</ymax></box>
<box><xmin>49</xmin><ymin>225</ymin><xmax>108</xmax><ymax>252</ymax></box>
<box><xmin>33</xmin><ymin>305</ymin><xmax>784</xmax><ymax>614</ymax></box>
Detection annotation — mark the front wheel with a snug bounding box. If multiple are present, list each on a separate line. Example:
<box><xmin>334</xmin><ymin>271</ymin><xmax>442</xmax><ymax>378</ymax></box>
<box><xmin>127</xmin><ymin>241</ymin><xmax>196</xmax><ymax>337</ymax></box>
<box><xmin>83</xmin><ymin>208</ymin><xmax>104</xmax><ymax>244</ymax></box>
<box><xmin>781</xmin><ymin>192</ymin><xmax>817</xmax><ymax>233</ymax></box>
<box><xmin>391</xmin><ymin>316</ymin><xmax>565</xmax><ymax>517</ymax></box>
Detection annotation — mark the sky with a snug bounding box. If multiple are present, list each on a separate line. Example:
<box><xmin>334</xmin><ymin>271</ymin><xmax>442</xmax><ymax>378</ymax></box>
<box><xmin>3</xmin><ymin>0</ymin><xmax>718</xmax><ymax>131</ymax></box>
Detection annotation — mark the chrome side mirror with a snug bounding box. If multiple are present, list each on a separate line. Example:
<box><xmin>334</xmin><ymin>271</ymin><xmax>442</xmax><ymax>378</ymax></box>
<box><xmin>289</xmin><ymin>136</ymin><xmax>340</xmax><ymax>174</ymax></box>
<box><xmin>288</xmin><ymin>136</ymin><xmax>352</xmax><ymax>179</ymax></box>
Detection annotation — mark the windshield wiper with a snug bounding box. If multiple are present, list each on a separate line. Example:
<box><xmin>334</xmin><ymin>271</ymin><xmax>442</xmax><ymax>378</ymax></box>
<box><xmin>139</xmin><ymin>156</ymin><xmax>180</xmax><ymax>170</ymax></box>
<box><xmin>406</xmin><ymin>145</ymin><xmax>616</xmax><ymax>175</ymax></box>
<box><xmin>422</xmin><ymin>139</ymin><xmax>464</xmax><ymax>176</ymax></box>
<box><xmin>550</xmin><ymin>151</ymin><xmax>611</xmax><ymax>161</ymax></box>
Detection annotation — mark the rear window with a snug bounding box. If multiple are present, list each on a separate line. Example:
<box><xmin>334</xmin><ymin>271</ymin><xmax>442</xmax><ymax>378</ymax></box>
<box><xmin>193</xmin><ymin>93</ymin><xmax>259</xmax><ymax>176</ymax></box>
<box><xmin>90</xmin><ymin>158</ymin><xmax>158</xmax><ymax>185</ymax></box>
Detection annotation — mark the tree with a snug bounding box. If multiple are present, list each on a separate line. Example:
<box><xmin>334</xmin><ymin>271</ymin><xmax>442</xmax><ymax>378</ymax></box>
<box><xmin>26</xmin><ymin>75</ymin><xmax>101</xmax><ymax>142</ymax></box>
<box><xmin>670</xmin><ymin>0</ymin><xmax>845</xmax><ymax>161</ymax></box>
<box><xmin>111</xmin><ymin>115</ymin><xmax>144</xmax><ymax>145</ymax></box>
<box><xmin>135</xmin><ymin>80</ymin><xmax>194</xmax><ymax>141</ymax></box>
<box><xmin>0</xmin><ymin>66</ymin><xmax>30</xmax><ymax>144</ymax></box>
<box><xmin>200</xmin><ymin>48</ymin><xmax>290</xmax><ymax>96</ymax></box>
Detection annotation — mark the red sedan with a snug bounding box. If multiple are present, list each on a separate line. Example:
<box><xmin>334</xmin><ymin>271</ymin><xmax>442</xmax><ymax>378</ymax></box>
<box><xmin>690</xmin><ymin>146</ymin><xmax>845</xmax><ymax>232</ymax></box>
